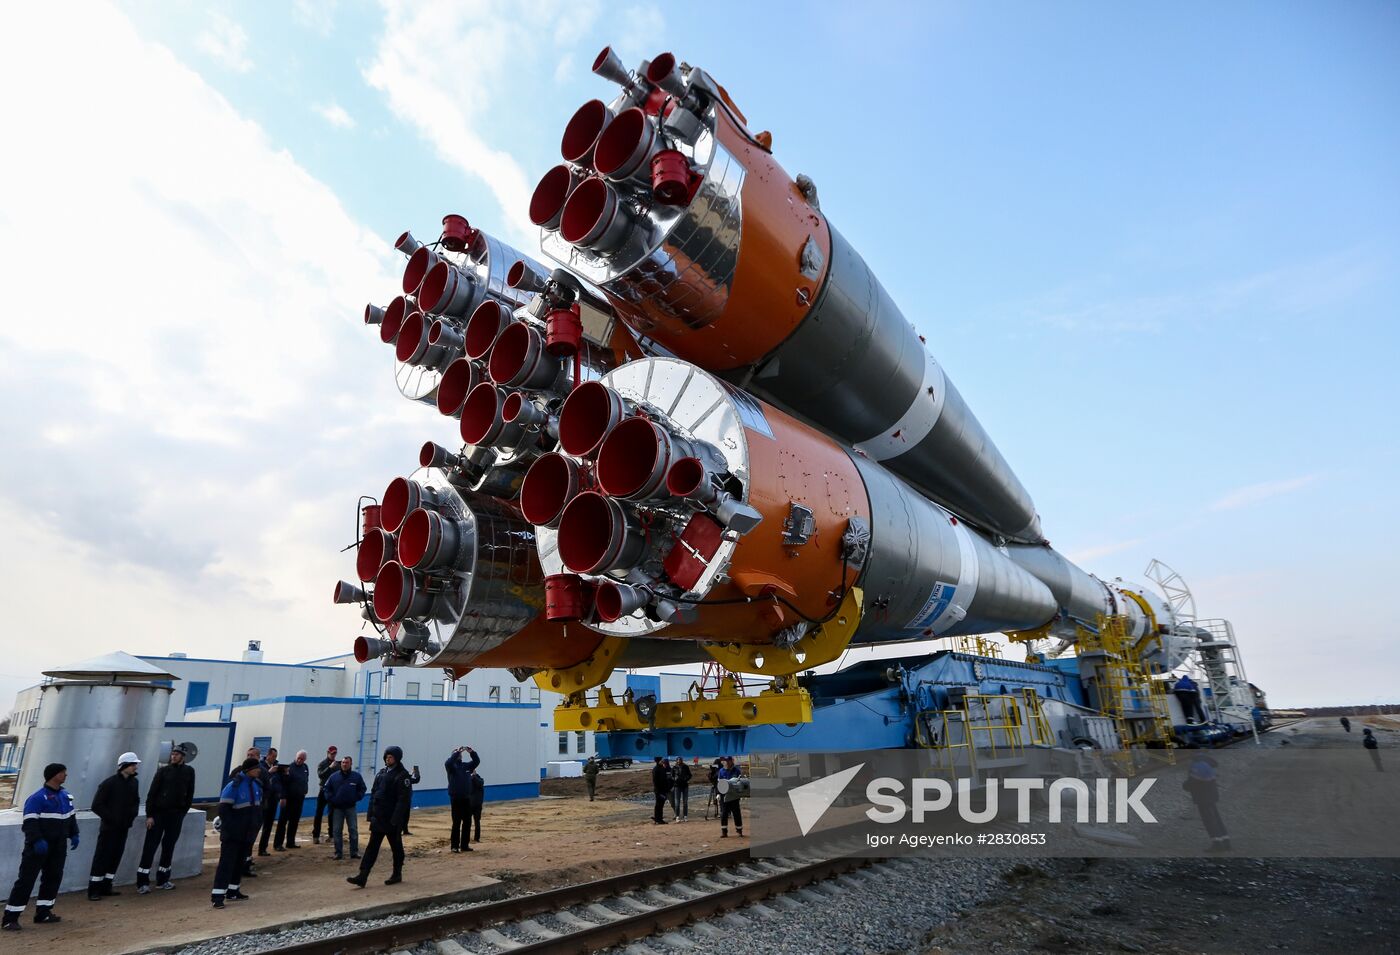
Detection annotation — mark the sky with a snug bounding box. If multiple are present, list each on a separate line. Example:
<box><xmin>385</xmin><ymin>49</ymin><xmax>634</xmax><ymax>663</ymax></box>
<box><xmin>1</xmin><ymin>1</ymin><xmax>1397</xmax><ymax>709</ymax></box>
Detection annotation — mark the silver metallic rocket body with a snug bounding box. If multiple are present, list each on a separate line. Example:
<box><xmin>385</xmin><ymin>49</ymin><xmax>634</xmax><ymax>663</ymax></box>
<box><xmin>735</xmin><ymin>227</ymin><xmax>1044</xmax><ymax>545</ymax></box>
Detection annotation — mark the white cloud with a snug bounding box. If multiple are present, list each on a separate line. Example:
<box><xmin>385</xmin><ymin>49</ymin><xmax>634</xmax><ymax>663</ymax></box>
<box><xmin>1209</xmin><ymin>474</ymin><xmax>1320</xmax><ymax>512</ymax></box>
<box><xmin>317</xmin><ymin>101</ymin><xmax>356</xmax><ymax>129</ymax></box>
<box><xmin>196</xmin><ymin>13</ymin><xmax>253</xmax><ymax>73</ymax></box>
<box><xmin>0</xmin><ymin>3</ymin><xmax>449</xmax><ymax>705</ymax></box>
<box><xmin>294</xmin><ymin>0</ymin><xmax>338</xmax><ymax>36</ymax></box>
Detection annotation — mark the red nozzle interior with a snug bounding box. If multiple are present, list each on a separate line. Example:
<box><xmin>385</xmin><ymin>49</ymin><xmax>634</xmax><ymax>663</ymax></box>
<box><xmin>592</xmin><ymin>46</ymin><xmax>614</xmax><ymax>73</ymax></box>
<box><xmin>418</xmin><ymin>260</ymin><xmax>453</xmax><ymax>313</ymax></box>
<box><xmin>561</xmin><ymin>99</ymin><xmax>609</xmax><ymax>163</ymax></box>
<box><xmin>594</xmin><ymin>108</ymin><xmax>647</xmax><ymax>177</ymax></box>
<box><xmin>355</xmin><ymin>528</ymin><xmax>395</xmax><ymax>582</ymax></box>
<box><xmin>488</xmin><ymin>320</ymin><xmax>532</xmax><ymax>384</ymax></box>
<box><xmin>557</xmin><ymin>491</ymin><xmax>616</xmax><ymax>574</ymax></box>
<box><xmin>597</xmin><ymin>416</ymin><xmax>662</xmax><ymax>498</ymax></box>
<box><xmin>381</xmin><ymin>296</ymin><xmax>409</xmax><ymax>344</ymax></box>
<box><xmin>403</xmin><ymin>246</ymin><xmax>435</xmax><ymax>294</ymax></box>
<box><xmin>436</xmin><ymin>358</ymin><xmax>478</xmax><ymax>417</ymax></box>
<box><xmin>459</xmin><ymin>382</ymin><xmax>502</xmax><ymax>446</ymax></box>
<box><xmin>666</xmin><ymin>456</ymin><xmax>706</xmax><ymax>497</ymax></box>
<box><xmin>353</xmin><ymin>635</ymin><xmax>375</xmax><ymax>663</ymax></box>
<box><xmin>372</xmin><ymin>561</ymin><xmax>410</xmax><ymax>622</ymax></box>
<box><xmin>506</xmin><ymin>260</ymin><xmax>528</xmax><ymax>288</ymax></box>
<box><xmin>521</xmin><ymin>453</ymin><xmax>575</xmax><ymax>526</ymax></box>
<box><xmin>646</xmin><ymin>53</ymin><xmax>676</xmax><ymax>84</ymax></box>
<box><xmin>560</xmin><ymin>177</ymin><xmax>610</xmax><ymax>245</ymax></box>
<box><xmin>395</xmin><ymin>310</ymin><xmax>427</xmax><ymax>363</ymax></box>
<box><xmin>594</xmin><ymin>581</ymin><xmax>627</xmax><ymax>622</ymax></box>
<box><xmin>558</xmin><ymin>380</ymin><xmax>619</xmax><ymax>457</ymax></box>
<box><xmin>428</xmin><ymin>319</ymin><xmax>453</xmax><ymax>346</ymax></box>
<box><xmin>381</xmin><ymin>477</ymin><xmax>416</xmax><ymax>533</ymax></box>
<box><xmin>465</xmin><ymin>300</ymin><xmax>506</xmax><ymax>359</ymax></box>
<box><xmin>394</xmin><ymin>231</ymin><xmax>414</xmax><ymax>252</ymax></box>
<box><xmin>502</xmin><ymin>391</ymin><xmax>527</xmax><ymax>423</ymax></box>
<box><xmin>530</xmin><ymin>165</ymin><xmax>573</xmax><ymax>227</ymax></box>
<box><xmin>418</xmin><ymin>441</ymin><xmax>438</xmax><ymax>468</ymax></box>
<box><xmin>397</xmin><ymin>507</ymin><xmax>433</xmax><ymax>569</ymax></box>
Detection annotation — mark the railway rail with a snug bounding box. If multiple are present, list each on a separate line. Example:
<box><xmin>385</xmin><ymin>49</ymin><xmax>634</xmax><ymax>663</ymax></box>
<box><xmin>271</xmin><ymin>847</ymin><xmax>872</xmax><ymax>955</ymax></box>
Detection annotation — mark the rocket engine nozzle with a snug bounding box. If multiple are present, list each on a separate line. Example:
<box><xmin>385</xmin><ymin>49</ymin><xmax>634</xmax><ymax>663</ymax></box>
<box><xmin>333</xmin><ymin>580</ymin><xmax>367</xmax><ymax>604</ymax></box>
<box><xmin>420</xmin><ymin>441</ymin><xmax>463</xmax><ymax>470</ymax></box>
<box><xmin>394</xmin><ymin>231</ymin><xmax>423</xmax><ymax>257</ymax></box>
<box><xmin>530</xmin><ymin>165</ymin><xmax>580</xmax><ymax>231</ymax></box>
<box><xmin>393</xmin><ymin>309</ymin><xmax>430</xmax><ymax>364</ymax></box>
<box><xmin>561</xmin><ymin>99</ymin><xmax>612</xmax><ymax>166</ymax></box>
<box><xmin>645</xmin><ymin>52</ymin><xmax>685</xmax><ymax>98</ymax></box>
<box><xmin>465</xmin><ymin>300</ymin><xmax>513</xmax><ymax>361</ymax></box>
<box><xmin>353</xmin><ymin>635</ymin><xmax>400</xmax><ymax>664</ymax></box>
<box><xmin>399</xmin><ymin>507</ymin><xmax>471</xmax><ymax>572</ymax></box>
<box><xmin>596</xmin><ymin>415</ymin><xmax>696</xmax><ymax>502</ymax></box>
<box><xmin>460</xmin><ymin>382</ymin><xmax>531</xmax><ymax>449</ymax></box>
<box><xmin>380</xmin><ymin>296</ymin><xmax>412</xmax><ymax>345</ymax></box>
<box><xmin>489</xmin><ymin>320</ymin><xmax>561</xmax><ymax>390</ymax></box>
<box><xmin>594</xmin><ymin>107</ymin><xmax>659</xmax><ymax>183</ymax></box>
<box><xmin>592</xmin><ymin>45</ymin><xmax>643</xmax><ymax>96</ymax></box>
<box><xmin>507</xmin><ymin>258</ymin><xmax>550</xmax><ymax>294</ymax></box>
<box><xmin>355</xmin><ymin>527</ymin><xmax>397</xmax><ymax>583</ymax></box>
<box><xmin>436</xmin><ymin>358</ymin><xmax>483</xmax><ymax>418</ymax></box>
<box><xmin>371</xmin><ymin>560</ymin><xmax>434</xmax><ymax>622</ymax></box>
<box><xmin>557</xmin><ymin>491</ymin><xmax>646</xmax><ymax>575</ymax></box>
<box><xmin>402</xmin><ymin>246</ymin><xmax>440</xmax><ymax>296</ymax></box>
<box><xmin>594</xmin><ymin>580</ymin><xmax>648</xmax><ymax>622</ymax></box>
<box><xmin>381</xmin><ymin>476</ymin><xmax>441</xmax><ymax>534</ymax></box>
<box><xmin>666</xmin><ymin>456</ymin><xmax>764</xmax><ymax>534</ymax></box>
<box><xmin>364</xmin><ymin>303</ymin><xmax>386</xmax><ymax>326</ymax></box>
<box><xmin>419</xmin><ymin>261</ymin><xmax>476</xmax><ymax>317</ymax></box>
<box><xmin>561</xmin><ymin>177</ymin><xmax>633</xmax><ymax>253</ymax></box>
<box><xmin>521</xmin><ymin>452</ymin><xmax>588</xmax><ymax>528</ymax></box>
<box><xmin>558</xmin><ymin>380</ymin><xmax>629</xmax><ymax>458</ymax></box>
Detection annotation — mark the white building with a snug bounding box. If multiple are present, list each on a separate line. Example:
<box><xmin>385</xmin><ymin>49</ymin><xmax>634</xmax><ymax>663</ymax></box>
<box><xmin>5</xmin><ymin>640</ymin><xmax>704</xmax><ymax>808</ymax></box>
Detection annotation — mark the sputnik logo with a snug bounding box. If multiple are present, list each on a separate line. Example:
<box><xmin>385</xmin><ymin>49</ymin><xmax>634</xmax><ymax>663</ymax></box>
<box><xmin>787</xmin><ymin>763</ymin><xmax>865</xmax><ymax>836</ymax></box>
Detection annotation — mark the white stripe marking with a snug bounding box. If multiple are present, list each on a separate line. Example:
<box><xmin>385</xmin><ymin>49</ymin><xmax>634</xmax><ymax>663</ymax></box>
<box><xmin>853</xmin><ymin>348</ymin><xmax>947</xmax><ymax>461</ymax></box>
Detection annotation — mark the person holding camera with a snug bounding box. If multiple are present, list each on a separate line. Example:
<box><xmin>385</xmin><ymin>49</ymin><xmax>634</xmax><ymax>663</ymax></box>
<box><xmin>445</xmin><ymin>746</ymin><xmax>481</xmax><ymax>852</ymax></box>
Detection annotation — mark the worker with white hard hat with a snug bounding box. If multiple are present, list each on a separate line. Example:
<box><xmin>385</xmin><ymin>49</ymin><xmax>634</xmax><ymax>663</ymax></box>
<box><xmin>87</xmin><ymin>752</ymin><xmax>142</xmax><ymax>900</ymax></box>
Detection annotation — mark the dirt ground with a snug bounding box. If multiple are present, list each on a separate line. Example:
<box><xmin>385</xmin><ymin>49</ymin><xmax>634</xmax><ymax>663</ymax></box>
<box><xmin>4</xmin><ymin>766</ymin><xmax>726</xmax><ymax>955</ymax></box>
<box><xmin>922</xmin><ymin>717</ymin><xmax>1400</xmax><ymax>955</ymax></box>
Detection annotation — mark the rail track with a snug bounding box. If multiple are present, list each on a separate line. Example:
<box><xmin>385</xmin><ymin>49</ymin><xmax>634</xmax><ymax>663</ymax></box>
<box><xmin>271</xmin><ymin>846</ymin><xmax>873</xmax><ymax>955</ymax></box>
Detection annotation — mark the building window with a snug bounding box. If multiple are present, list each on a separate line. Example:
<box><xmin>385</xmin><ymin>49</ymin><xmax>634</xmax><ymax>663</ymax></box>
<box><xmin>558</xmin><ymin>732</ymin><xmax>568</xmax><ymax>755</ymax></box>
<box><xmin>405</xmin><ymin>682</ymin><xmax>420</xmax><ymax>700</ymax></box>
<box><xmin>431</xmin><ymin>683</ymin><xmax>444</xmax><ymax>701</ymax></box>
<box><xmin>509</xmin><ymin>686</ymin><xmax>521</xmax><ymax>703</ymax></box>
<box><xmin>529</xmin><ymin>687</ymin><xmax>541</xmax><ymax>702</ymax></box>
<box><xmin>576</xmin><ymin>731</ymin><xmax>586</xmax><ymax>753</ymax></box>
<box><xmin>232</xmin><ymin>693</ymin><xmax>249</xmax><ymax>702</ymax></box>
<box><xmin>488</xmin><ymin>686</ymin><xmax>501</xmax><ymax>703</ymax></box>
<box><xmin>456</xmin><ymin>685</ymin><xmax>467</xmax><ymax>702</ymax></box>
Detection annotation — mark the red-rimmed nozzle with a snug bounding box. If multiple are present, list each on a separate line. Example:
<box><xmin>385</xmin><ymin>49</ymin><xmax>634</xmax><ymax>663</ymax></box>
<box><xmin>420</xmin><ymin>441</ymin><xmax>463</xmax><ymax>470</ymax></box>
<box><xmin>595</xmin><ymin>580</ymin><xmax>648</xmax><ymax>622</ymax></box>
<box><xmin>356</xmin><ymin>527</ymin><xmax>397</xmax><ymax>582</ymax></box>
<box><xmin>398</xmin><ymin>507</ymin><xmax>470</xmax><ymax>573</ymax></box>
<box><xmin>561</xmin><ymin>177</ymin><xmax>632</xmax><ymax>253</ymax></box>
<box><xmin>557</xmin><ymin>491</ymin><xmax>647</xmax><ymax>575</ymax></box>
<box><xmin>394</xmin><ymin>231</ymin><xmax>423</xmax><ymax>257</ymax></box>
<box><xmin>459</xmin><ymin>381</ymin><xmax>520</xmax><ymax>447</ymax></box>
<box><xmin>666</xmin><ymin>456</ymin><xmax>708</xmax><ymax>498</ymax></box>
<box><xmin>402</xmin><ymin>246</ymin><xmax>440</xmax><ymax>296</ymax></box>
<box><xmin>333</xmin><ymin>580</ymin><xmax>367</xmax><ymax>604</ymax></box>
<box><xmin>558</xmin><ymin>380</ymin><xmax>628</xmax><ymax>458</ymax></box>
<box><xmin>507</xmin><ymin>258</ymin><xmax>550</xmax><ymax>293</ymax></box>
<box><xmin>364</xmin><ymin>303</ymin><xmax>386</xmax><ymax>325</ymax></box>
<box><xmin>465</xmin><ymin>300</ymin><xmax>512</xmax><ymax>360</ymax></box>
<box><xmin>419</xmin><ymin>261</ymin><xmax>476</xmax><ymax>317</ymax></box>
<box><xmin>592</xmin><ymin>46</ymin><xmax>638</xmax><ymax>93</ymax></box>
<box><xmin>380</xmin><ymin>296</ymin><xmax>411</xmax><ymax>345</ymax></box>
<box><xmin>594</xmin><ymin>107</ymin><xmax>658</xmax><ymax>181</ymax></box>
<box><xmin>521</xmin><ymin>452</ymin><xmax>586</xmax><ymax>528</ymax></box>
<box><xmin>597</xmin><ymin>415</ymin><xmax>691</xmax><ymax>501</ymax></box>
<box><xmin>488</xmin><ymin>320</ymin><xmax>560</xmax><ymax>390</ymax></box>
<box><xmin>561</xmin><ymin>99</ymin><xmax>612</xmax><ymax>165</ymax></box>
<box><xmin>372</xmin><ymin>560</ymin><xmax>433</xmax><ymax>622</ymax></box>
<box><xmin>395</xmin><ymin>310</ymin><xmax>430</xmax><ymax>364</ymax></box>
<box><xmin>353</xmin><ymin>635</ymin><xmax>396</xmax><ymax>663</ymax></box>
<box><xmin>381</xmin><ymin>476</ymin><xmax>437</xmax><ymax>534</ymax></box>
<box><xmin>646</xmin><ymin>52</ymin><xmax>685</xmax><ymax>97</ymax></box>
<box><xmin>529</xmin><ymin>165</ymin><xmax>577</xmax><ymax>231</ymax></box>
<box><xmin>436</xmin><ymin>358</ymin><xmax>482</xmax><ymax>418</ymax></box>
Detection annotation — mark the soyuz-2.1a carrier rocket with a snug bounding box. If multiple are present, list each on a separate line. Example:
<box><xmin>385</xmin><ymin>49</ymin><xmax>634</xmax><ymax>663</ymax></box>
<box><xmin>335</xmin><ymin>46</ymin><xmax>1197</xmax><ymax>736</ymax></box>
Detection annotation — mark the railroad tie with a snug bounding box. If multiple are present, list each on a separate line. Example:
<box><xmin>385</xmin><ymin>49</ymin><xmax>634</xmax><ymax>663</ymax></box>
<box><xmin>585</xmin><ymin>903</ymin><xmax>627</xmax><ymax>922</ymax></box>
<box><xmin>658</xmin><ymin>932</ymin><xmax>700</xmax><ymax>949</ymax></box>
<box><xmin>746</xmin><ymin>902</ymin><xmax>780</xmax><ymax>918</ymax></box>
<box><xmin>719</xmin><ymin>912</ymin><xmax>753</xmax><ymax>930</ymax></box>
<box><xmin>474</xmin><ymin>928</ymin><xmax>524</xmax><ymax>950</ymax></box>
<box><xmin>553</xmin><ymin>910</ymin><xmax>598</xmax><ymax>930</ymax></box>
<box><xmin>689</xmin><ymin>923</ymin><xmax>726</xmax><ymax>939</ymax></box>
<box><xmin>690</xmin><ymin>876</ymin><xmax>733</xmax><ymax>893</ymax></box>
<box><xmin>515</xmin><ymin>919</ymin><xmax>563</xmax><ymax>939</ymax></box>
<box><xmin>624</xmin><ymin>944</ymin><xmax>666</xmax><ymax>955</ymax></box>
<box><xmin>767</xmin><ymin>895</ymin><xmax>804</xmax><ymax>912</ymax></box>
<box><xmin>435</xmin><ymin>941</ymin><xmax>470</xmax><ymax>955</ymax></box>
<box><xmin>611</xmin><ymin>895</ymin><xmax>659</xmax><ymax>913</ymax></box>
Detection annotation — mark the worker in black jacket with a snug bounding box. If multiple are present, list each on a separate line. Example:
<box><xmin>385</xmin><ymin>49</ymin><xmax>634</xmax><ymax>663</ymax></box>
<box><xmin>445</xmin><ymin>747</ymin><xmax>480</xmax><ymax>851</ymax></box>
<box><xmin>275</xmin><ymin>750</ymin><xmax>310</xmax><ymax>849</ymax></box>
<box><xmin>4</xmin><ymin>763</ymin><xmax>79</xmax><ymax>929</ymax></box>
<box><xmin>467</xmin><ymin>762</ymin><xmax>486</xmax><ymax>842</ymax></box>
<box><xmin>651</xmin><ymin>757</ymin><xmax>671</xmax><ymax>825</ymax></box>
<box><xmin>88</xmin><ymin>752</ymin><xmax>142</xmax><ymax>900</ymax></box>
<box><xmin>136</xmin><ymin>745</ymin><xmax>196</xmax><ymax>893</ymax></box>
<box><xmin>257</xmin><ymin>761</ymin><xmax>285</xmax><ymax>856</ymax></box>
<box><xmin>347</xmin><ymin>745</ymin><xmax>412</xmax><ymax>888</ymax></box>
<box><xmin>211</xmin><ymin>759</ymin><xmax>262</xmax><ymax>908</ymax></box>
<box><xmin>311</xmin><ymin>745</ymin><xmax>339</xmax><ymax>844</ymax></box>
